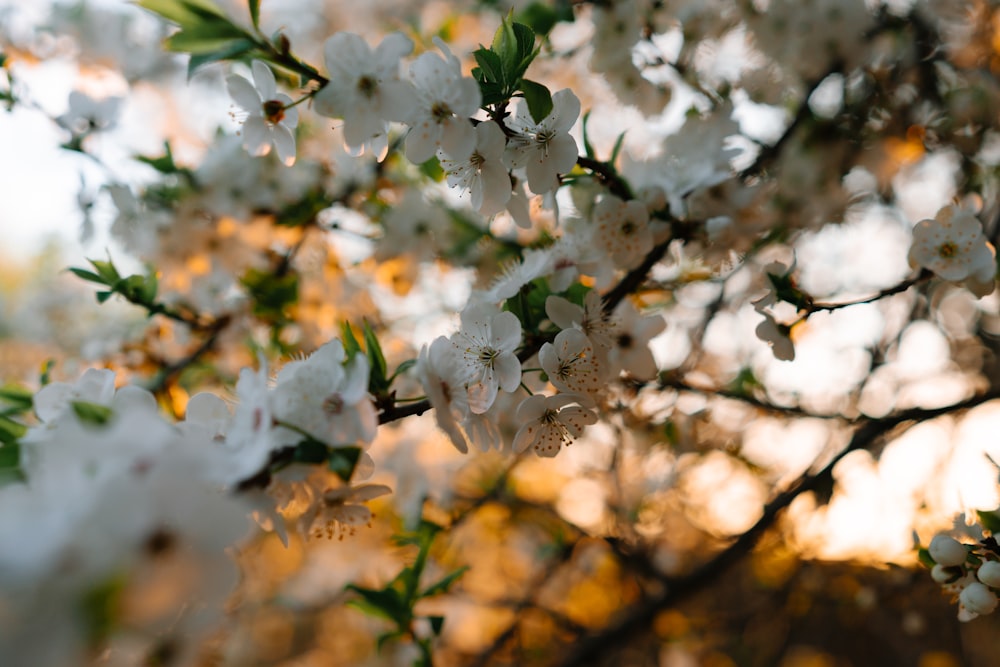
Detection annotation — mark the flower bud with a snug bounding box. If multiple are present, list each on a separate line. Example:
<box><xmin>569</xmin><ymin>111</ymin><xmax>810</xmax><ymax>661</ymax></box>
<box><xmin>960</xmin><ymin>582</ymin><xmax>998</xmax><ymax>616</ymax></box>
<box><xmin>932</xmin><ymin>564</ymin><xmax>960</xmax><ymax>584</ymax></box>
<box><xmin>928</xmin><ymin>535</ymin><xmax>967</xmax><ymax>567</ymax></box>
<box><xmin>978</xmin><ymin>561</ymin><xmax>1000</xmax><ymax>588</ymax></box>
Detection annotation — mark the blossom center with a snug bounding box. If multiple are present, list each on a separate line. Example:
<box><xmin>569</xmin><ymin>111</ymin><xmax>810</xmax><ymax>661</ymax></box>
<box><xmin>357</xmin><ymin>75</ymin><xmax>377</xmax><ymax>98</ymax></box>
<box><xmin>262</xmin><ymin>99</ymin><xmax>286</xmax><ymax>125</ymax></box>
<box><xmin>938</xmin><ymin>242</ymin><xmax>958</xmax><ymax>259</ymax></box>
<box><xmin>536</xmin><ymin>129</ymin><xmax>556</xmax><ymax>153</ymax></box>
<box><xmin>322</xmin><ymin>393</ymin><xmax>344</xmax><ymax>415</ymax></box>
<box><xmin>431</xmin><ymin>102</ymin><xmax>453</xmax><ymax>122</ymax></box>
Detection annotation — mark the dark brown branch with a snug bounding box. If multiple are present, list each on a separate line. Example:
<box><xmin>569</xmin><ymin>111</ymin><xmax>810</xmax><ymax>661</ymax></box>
<box><xmin>555</xmin><ymin>388</ymin><xmax>1000</xmax><ymax>667</ymax></box>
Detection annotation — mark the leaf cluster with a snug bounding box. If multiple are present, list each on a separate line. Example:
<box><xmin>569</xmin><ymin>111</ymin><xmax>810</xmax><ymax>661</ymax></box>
<box><xmin>472</xmin><ymin>15</ymin><xmax>553</xmax><ymax>123</ymax></box>
<box><xmin>347</xmin><ymin>520</ymin><xmax>468</xmax><ymax>663</ymax></box>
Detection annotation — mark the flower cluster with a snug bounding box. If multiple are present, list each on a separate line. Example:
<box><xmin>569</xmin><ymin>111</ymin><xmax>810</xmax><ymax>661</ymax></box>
<box><xmin>925</xmin><ymin>533</ymin><xmax>1000</xmax><ymax>621</ymax></box>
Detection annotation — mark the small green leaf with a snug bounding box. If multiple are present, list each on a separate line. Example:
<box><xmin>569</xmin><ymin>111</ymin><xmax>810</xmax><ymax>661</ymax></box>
<box><xmin>609</xmin><ymin>130</ymin><xmax>627</xmax><ymax>166</ymax></box>
<box><xmin>186</xmin><ymin>38</ymin><xmax>257</xmax><ymax>78</ymax></box>
<box><xmin>363</xmin><ymin>320</ymin><xmax>388</xmax><ymax>393</ymax></box>
<box><xmin>137</xmin><ymin>0</ymin><xmax>228</xmax><ymax>24</ymax></box>
<box><xmin>491</xmin><ymin>14</ymin><xmax>519</xmax><ymax>74</ymax></box>
<box><xmin>0</xmin><ymin>415</ymin><xmax>26</xmax><ymax>445</ymax></box>
<box><xmin>136</xmin><ymin>141</ymin><xmax>178</xmax><ymax>174</ymax></box>
<box><xmin>428</xmin><ymin>615</ymin><xmax>445</xmax><ymax>636</ymax></box>
<box><xmin>340</xmin><ymin>321</ymin><xmax>363</xmax><ymax>360</ymax></box>
<box><xmin>420</xmin><ymin>566</ymin><xmax>469</xmax><ymax>598</ymax></box>
<box><xmin>166</xmin><ymin>24</ymin><xmax>250</xmax><ymax>55</ymax></box>
<box><xmin>328</xmin><ymin>446</ymin><xmax>362</xmax><ymax>482</ymax></box>
<box><xmin>389</xmin><ymin>359</ymin><xmax>416</xmax><ymax>383</ymax></box>
<box><xmin>917</xmin><ymin>547</ymin><xmax>936</xmax><ymax>569</ymax></box>
<box><xmin>581</xmin><ymin>110</ymin><xmax>595</xmax><ymax>159</ymax></box>
<box><xmin>248</xmin><ymin>0</ymin><xmax>261</xmax><ymax>29</ymax></box>
<box><xmin>520</xmin><ymin>79</ymin><xmax>552</xmax><ymax>124</ymax></box>
<box><xmin>71</xmin><ymin>401</ymin><xmax>113</xmax><ymax>426</ymax></box>
<box><xmin>68</xmin><ymin>268</ymin><xmax>107</xmax><ymax>285</ymax></box>
<box><xmin>345</xmin><ymin>584</ymin><xmax>408</xmax><ymax>623</ymax></box>
<box><xmin>89</xmin><ymin>258</ymin><xmax>121</xmax><ymax>283</ymax></box>
<box><xmin>292</xmin><ymin>437</ymin><xmax>329</xmax><ymax>464</ymax></box>
<box><xmin>96</xmin><ymin>290</ymin><xmax>114</xmax><ymax>304</ymax></box>
<box><xmin>0</xmin><ymin>385</ymin><xmax>33</xmax><ymax>414</ymax></box>
<box><xmin>473</xmin><ymin>48</ymin><xmax>505</xmax><ymax>88</ymax></box>
<box><xmin>418</xmin><ymin>156</ymin><xmax>445</xmax><ymax>182</ymax></box>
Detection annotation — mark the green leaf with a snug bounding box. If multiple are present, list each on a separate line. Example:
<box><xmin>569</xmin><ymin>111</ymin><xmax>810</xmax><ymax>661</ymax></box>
<box><xmin>340</xmin><ymin>321</ymin><xmax>363</xmax><ymax>360</ymax></box>
<box><xmin>511</xmin><ymin>22</ymin><xmax>538</xmax><ymax>75</ymax></box>
<box><xmin>71</xmin><ymin>401</ymin><xmax>113</xmax><ymax>426</ymax></box>
<box><xmin>166</xmin><ymin>24</ymin><xmax>251</xmax><ymax>55</ymax></box>
<box><xmin>0</xmin><ymin>385</ymin><xmax>33</xmax><ymax>414</ymax></box>
<box><xmin>292</xmin><ymin>437</ymin><xmax>329</xmax><ymax>464</ymax></box>
<box><xmin>137</xmin><ymin>0</ymin><xmax>228</xmax><ymax>24</ymax></box>
<box><xmin>420</xmin><ymin>566</ymin><xmax>469</xmax><ymax>598</ymax></box>
<box><xmin>186</xmin><ymin>38</ymin><xmax>257</xmax><ymax>78</ymax></box>
<box><xmin>581</xmin><ymin>110</ymin><xmax>595</xmax><ymax>159</ymax></box>
<box><xmin>248</xmin><ymin>0</ymin><xmax>260</xmax><ymax>29</ymax></box>
<box><xmin>136</xmin><ymin>141</ymin><xmax>177</xmax><ymax>174</ymax></box>
<box><xmin>89</xmin><ymin>258</ymin><xmax>121</xmax><ymax>284</ymax></box>
<box><xmin>96</xmin><ymin>290</ymin><xmax>114</xmax><ymax>304</ymax></box>
<box><xmin>609</xmin><ymin>130</ymin><xmax>627</xmax><ymax>166</ymax></box>
<box><xmin>328</xmin><ymin>446</ymin><xmax>362</xmax><ymax>482</ymax></box>
<box><xmin>428</xmin><ymin>615</ymin><xmax>445</xmax><ymax>636</ymax></box>
<box><xmin>473</xmin><ymin>48</ymin><xmax>505</xmax><ymax>88</ymax></box>
<box><xmin>68</xmin><ymin>268</ymin><xmax>107</xmax><ymax>285</ymax></box>
<box><xmin>520</xmin><ymin>79</ymin><xmax>552</xmax><ymax>124</ymax></box>
<box><xmin>0</xmin><ymin>415</ymin><xmax>26</xmax><ymax>446</ymax></box>
<box><xmin>345</xmin><ymin>584</ymin><xmax>408</xmax><ymax>623</ymax></box>
<box><xmin>363</xmin><ymin>320</ymin><xmax>388</xmax><ymax>394</ymax></box>
<box><xmin>389</xmin><ymin>359</ymin><xmax>416</xmax><ymax>383</ymax></box>
<box><xmin>491</xmin><ymin>15</ymin><xmax>520</xmax><ymax>75</ymax></box>
<box><xmin>917</xmin><ymin>547</ymin><xmax>936</xmax><ymax>569</ymax></box>
<box><xmin>978</xmin><ymin>510</ymin><xmax>1000</xmax><ymax>535</ymax></box>
<box><xmin>418</xmin><ymin>156</ymin><xmax>444</xmax><ymax>182</ymax></box>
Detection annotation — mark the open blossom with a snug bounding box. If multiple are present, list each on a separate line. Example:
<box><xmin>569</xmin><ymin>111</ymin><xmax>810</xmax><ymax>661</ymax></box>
<box><xmin>506</xmin><ymin>89</ymin><xmax>580</xmax><ymax>195</ymax></box>
<box><xmin>440</xmin><ymin>120</ymin><xmax>512</xmax><ymax>217</ymax></box>
<box><xmin>273</xmin><ymin>340</ymin><xmax>377</xmax><ymax>447</ymax></box>
<box><xmin>546</xmin><ymin>291</ymin><xmax>615</xmax><ymax>367</ymax></box>
<box><xmin>403</xmin><ymin>38</ymin><xmax>481</xmax><ymax>164</ymax></box>
<box><xmin>451</xmin><ymin>304</ymin><xmax>523</xmax><ymax>414</ymax></box>
<box><xmin>512</xmin><ymin>394</ymin><xmax>598</xmax><ymax>457</ymax></box>
<box><xmin>593</xmin><ymin>194</ymin><xmax>653</xmax><ymax>270</ymax></box>
<box><xmin>418</xmin><ymin>336</ymin><xmax>473</xmax><ymax>453</ymax></box>
<box><xmin>908</xmin><ymin>203</ymin><xmax>996</xmax><ymax>297</ymax></box>
<box><xmin>313</xmin><ymin>32</ymin><xmax>413</xmax><ymax>159</ymax></box>
<box><xmin>227</xmin><ymin>60</ymin><xmax>298</xmax><ymax>166</ymax></box>
<box><xmin>302</xmin><ymin>483</ymin><xmax>392</xmax><ymax>540</ymax></box>
<box><xmin>539</xmin><ymin>328</ymin><xmax>603</xmax><ymax>398</ymax></box>
<box><xmin>608</xmin><ymin>301</ymin><xmax>666</xmax><ymax>380</ymax></box>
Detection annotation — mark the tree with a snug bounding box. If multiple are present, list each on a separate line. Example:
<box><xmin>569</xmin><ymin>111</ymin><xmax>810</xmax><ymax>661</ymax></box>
<box><xmin>1</xmin><ymin>0</ymin><xmax>1000</xmax><ymax>664</ymax></box>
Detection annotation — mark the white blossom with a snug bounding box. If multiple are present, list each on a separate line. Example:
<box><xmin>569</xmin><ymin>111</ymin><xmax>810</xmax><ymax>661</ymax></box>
<box><xmin>403</xmin><ymin>38</ymin><xmax>481</xmax><ymax>164</ymax></box>
<box><xmin>512</xmin><ymin>394</ymin><xmax>598</xmax><ymax>458</ymax></box>
<box><xmin>313</xmin><ymin>32</ymin><xmax>414</xmax><ymax>159</ymax></box>
<box><xmin>506</xmin><ymin>89</ymin><xmax>580</xmax><ymax>195</ymax></box>
<box><xmin>439</xmin><ymin>120</ymin><xmax>512</xmax><ymax>217</ymax></box>
<box><xmin>451</xmin><ymin>304</ymin><xmax>523</xmax><ymax>414</ymax></box>
<box><xmin>227</xmin><ymin>60</ymin><xmax>298</xmax><ymax>166</ymax></box>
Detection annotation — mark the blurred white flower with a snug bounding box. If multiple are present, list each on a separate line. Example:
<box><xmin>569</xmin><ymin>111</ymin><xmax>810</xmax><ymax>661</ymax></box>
<box><xmin>512</xmin><ymin>393</ymin><xmax>597</xmax><ymax>458</ymax></box>
<box><xmin>227</xmin><ymin>60</ymin><xmax>298</xmax><ymax>166</ymax></box>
